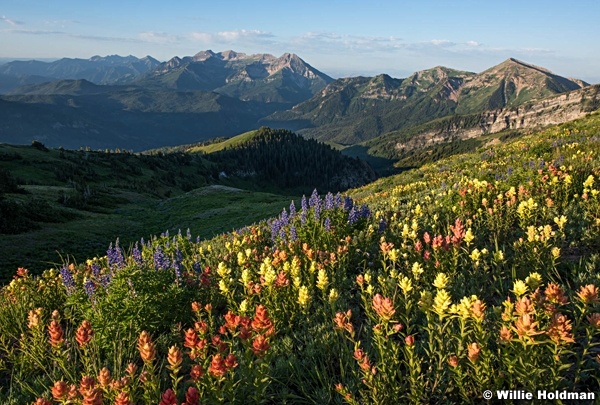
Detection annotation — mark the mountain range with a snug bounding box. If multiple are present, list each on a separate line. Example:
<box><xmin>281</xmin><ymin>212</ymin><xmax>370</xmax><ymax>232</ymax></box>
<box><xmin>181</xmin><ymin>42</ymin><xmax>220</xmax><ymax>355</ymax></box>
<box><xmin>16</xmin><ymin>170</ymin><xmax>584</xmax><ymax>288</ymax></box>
<box><xmin>0</xmin><ymin>51</ymin><xmax>597</xmax><ymax>156</ymax></box>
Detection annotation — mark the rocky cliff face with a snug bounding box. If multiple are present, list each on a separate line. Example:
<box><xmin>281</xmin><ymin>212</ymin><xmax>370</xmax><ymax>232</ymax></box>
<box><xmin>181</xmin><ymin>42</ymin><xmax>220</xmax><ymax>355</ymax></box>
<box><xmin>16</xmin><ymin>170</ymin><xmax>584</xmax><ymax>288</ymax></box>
<box><xmin>392</xmin><ymin>84</ymin><xmax>600</xmax><ymax>152</ymax></box>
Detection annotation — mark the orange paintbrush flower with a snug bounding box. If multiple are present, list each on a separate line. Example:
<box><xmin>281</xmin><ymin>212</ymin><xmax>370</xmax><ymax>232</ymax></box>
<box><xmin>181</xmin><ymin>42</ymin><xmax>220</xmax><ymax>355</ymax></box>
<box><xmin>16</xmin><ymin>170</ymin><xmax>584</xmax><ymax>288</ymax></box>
<box><xmin>75</xmin><ymin>320</ymin><xmax>93</xmax><ymax>347</ymax></box>
<box><xmin>252</xmin><ymin>334</ymin><xmax>270</xmax><ymax>356</ymax></box>
<box><xmin>514</xmin><ymin>314</ymin><xmax>541</xmax><ymax>339</ymax></box>
<box><xmin>125</xmin><ymin>362</ymin><xmax>137</xmax><ymax>376</ymax></box>
<box><xmin>577</xmin><ymin>284</ymin><xmax>599</xmax><ymax>305</ymax></box>
<box><xmin>48</xmin><ymin>320</ymin><xmax>64</xmax><ymax>348</ymax></box>
<box><xmin>467</xmin><ymin>343</ymin><xmax>481</xmax><ymax>363</ymax></box>
<box><xmin>81</xmin><ymin>387</ymin><xmax>102</xmax><ymax>405</ymax></box>
<box><xmin>28</xmin><ymin>308</ymin><xmax>43</xmax><ymax>329</ymax></box>
<box><xmin>114</xmin><ymin>391</ymin><xmax>133</xmax><ymax>405</ymax></box>
<box><xmin>190</xmin><ymin>364</ymin><xmax>204</xmax><ymax>381</ymax></box>
<box><xmin>78</xmin><ymin>375</ymin><xmax>95</xmax><ymax>395</ymax></box>
<box><xmin>167</xmin><ymin>345</ymin><xmax>183</xmax><ymax>370</ymax></box>
<box><xmin>514</xmin><ymin>296</ymin><xmax>534</xmax><ymax>316</ymax></box>
<box><xmin>51</xmin><ymin>381</ymin><xmax>68</xmax><ymax>400</ymax></box>
<box><xmin>225</xmin><ymin>353</ymin><xmax>238</xmax><ymax>369</ymax></box>
<box><xmin>97</xmin><ymin>367</ymin><xmax>111</xmax><ymax>387</ymax></box>
<box><xmin>159</xmin><ymin>388</ymin><xmax>178</xmax><ymax>405</ymax></box>
<box><xmin>139</xmin><ymin>342</ymin><xmax>155</xmax><ymax>363</ymax></box>
<box><xmin>251</xmin><ymin>305</ymin><xmax>274</xmax><ymax>336</ymax></box>
<box><xmin>34</xmin><ymin>398</ymin><xmax>52</xmax><ymax>405</ymax></box>
<box><xmin>184</xmin><ymin>328</ymin><xmax>199</xmax><ymax>350</ymax></box>
<box><xmin>447</xmin><ymin>355</ymin><xmax>459</xmax><ymax>368</ymax></box>
<box><xmin>372</xmin><ymin>294</ymin><xmax>395</xmax><ymax>321</ymax></box>
<box><xmin>223</xmin><ymin>311</ymin><xmax>240</xmax><ymax>332</ymax></box>
<box><xmin>208</xmin><ymin>353</ymin><xmax>227</xmax><ymax>377</ymax></box>
<box><xmin>545</xmin><ymin>283</ymin><xmax>568</xmax><ymax>305</ymax></box>
<box><xmin>547</xmin><ymin>313</ymin><xmax>574</xmax><ymax>344</ymax></box>
<box><xmin>588</xmin><ymin>313</ymin><xmax>600</xmax><ymax>328</ymax></box>
<box><xmin>185</xmin><ymin>386</ymin><xmax>200</xmax><ymax>405</ymax></box>
<box><xmin>137</xmin><ymin>331</ymin><xmax>155</xmax><ymax>363</ymax></box>
<box><xmin>499</xmin><ymin>326</ymin><xmax>513</xmax><ymax>342</ymax></box>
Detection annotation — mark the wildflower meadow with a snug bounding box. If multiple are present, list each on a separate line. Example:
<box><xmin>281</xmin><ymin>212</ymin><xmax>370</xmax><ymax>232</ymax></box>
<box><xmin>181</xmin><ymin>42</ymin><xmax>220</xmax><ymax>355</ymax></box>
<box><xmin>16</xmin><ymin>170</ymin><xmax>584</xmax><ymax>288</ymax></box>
<box><xmin>1</xmin><ymin>113</ymin><xmax>600</xmax><ymax>403</ymax></box>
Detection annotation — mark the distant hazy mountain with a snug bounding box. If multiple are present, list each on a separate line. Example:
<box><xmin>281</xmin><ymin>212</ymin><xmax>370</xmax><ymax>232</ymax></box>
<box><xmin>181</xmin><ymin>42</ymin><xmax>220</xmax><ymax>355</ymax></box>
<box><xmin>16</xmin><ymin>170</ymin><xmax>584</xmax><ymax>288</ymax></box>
<box><xmin>263</xmin><ymin>58</ymin><xmax>588</xmax><ymax>144</ymax></box>
<box><xmin>0</xmin><ymin>55</ymin><xmax>161</xmax><ymax>92</ymax></box>
<box><xmin>0</xmin><ymin>87</ymin><xmax>268</xmax><ymax>151</ymax></box>
<box><xmin>138</xmin><ymin>50</ymin><xmax>333</xmax><ymax>105</ymax></box>
<box><xmin>0</xmin><ymin>55</ymin><xmax>593</xmax><ymax>152</ymax></box>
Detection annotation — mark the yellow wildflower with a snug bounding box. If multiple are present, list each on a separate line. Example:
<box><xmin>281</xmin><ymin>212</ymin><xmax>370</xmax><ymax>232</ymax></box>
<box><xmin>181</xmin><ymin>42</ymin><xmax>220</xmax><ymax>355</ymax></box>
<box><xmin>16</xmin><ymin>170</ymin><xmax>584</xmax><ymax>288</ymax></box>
<box><xmin>433</xmin><ymin>289</ymin><xmax>452</xmax><ymax>317</ymax></box>
<box><xmin>298</xmin><ymin>286</ymin><xmax>310</xmax><ymax>307</ymax></box>
<box><xmin>525</xmin><ymin>272</ymin><xmax>542</xmax><ymax>290</ymax></box>
<box><xmin>316</xmin><ymin>268</ymin><xmax>329</xmax><ymax>291</ymax></box>
<box><xmin>512</xmin><ymin>280</ymin><xmax>528</xmax><ymax>297</ymax></box>
<box><xmin>399</xmin><ymin>276</ymin><xmax>413</xmax><ymax>294</ymax></box>
<box><xmin>433</xmin><ymin>273</ymin><xmax>449</xmax><ymax>289</ymax></box>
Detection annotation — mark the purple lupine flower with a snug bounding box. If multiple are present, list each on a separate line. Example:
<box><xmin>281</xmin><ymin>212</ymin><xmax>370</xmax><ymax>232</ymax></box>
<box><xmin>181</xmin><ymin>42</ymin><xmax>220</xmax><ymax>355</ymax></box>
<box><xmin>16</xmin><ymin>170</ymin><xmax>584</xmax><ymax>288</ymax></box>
<box><xmin>196</xmin><ymin>235</ymin><xmax>201</xmax><ymax>244</ymax></box>
<box><xmin>309</xmin><ymin>189</ymin><xmax>320</xmax><ymax>208</ymax></box>
<box><xmin>359</xmin><ymin>204</ymin><xmax>371</xmax><ymax>218</ymax></box>
<box><xmin>178</xmin><ymin>229</ymin><xmax>182</xmax><ymax>239</ymax></box>
<box><xmin>165</xmin><ymin>230</ymin><xmax>169</xmax><ymax>238</ymax></box>
<box><xmin>348</xmin><ymin>207</ymin><xmax>360</xmax><ymax>225</ymax></box>
<box><xmin>186</xmin><ymin>228</ymin><xmax>192</xmax><ymax>241</ymax></box>
<box><xmin>60</xmin><ymin>266</ymin><xmax>75</xmax><ymax>295</ymax></box>
<box><xmin>154</xmin><ymin>246</ymin><xmax>170</xmax><ymax>270</ymax></box>
<box><xmin>324</xmin><ymin>192</ymin><xmax>334</xmax><ymax>210</ymax></box>
<box><xmin>289</xmin><ymin>201</ymin><xmax>296</xmax><ymax>217</ymax></box>
<box><xmin>309</xmin><ymin>190</ymin><xmax>321</xmax><ymax>221</ymax></box>
<box><xmin>335</xmin><ymin>193</ymin><xmax>342</xmax><ymax>208</ymax></box>
<box><xmin>132</xmin><ymin>242</ymin><xmax>143</xmax><ymax>266</ymax></box>
<box><xmin>140</xmin><ymin>237</ymin><xmax>145</xmax><ymax>246</ymax></box>
<box><xmin>270</xmin><ymin>218</ymin><xmax>282</xmax><ymax>242</ymax></box>
<box><xmin>289</xmin><ymin>225</ymin><xmax>297</xmax><ymax>242</ymax></box>
<box><xmin>84</xmin><ymin>280</ymin><xmax>95</xmax><ymax>300</ymax></box>
<box><xmin>280</xmin><ymin>208</ymin><xmax>289</xmax><ymax>226</ymax></box>
<box><xmin>378</xmin><ymin>218</ymin><xmax>386</xmax><ymax>233</ymax></box>
<box><xmin>301</xmin><ymin>195</ymin><xmax>308</xmax><ymax>213</ymax></box>
<box><xmin>324</xmin><ymin>217</ymin><xmax>331</xmax><ymax>232</ymax></box>
<box><xmin>539</xmin><ymin>160</ymin><xmax>545</xmax><ymax>169</ymax></box>
<box><xmin>193</xmin><ymin>262</ymin><xmax>201</xmax><ymax>274</ymax></box>
<box><xmin>343</xmin><ymin>196</ymin><xmax>354</xmax><ymax>211</ymax></box>
<box><xmin>91</xmin><ymin>263</ymin><xmax>101</xmax><ymax>278</ymax></box>
<box><xmin>107</xmin><ymin>240</ymin><xmax>125</xmax><ymax>269</ymax></box>
<box><xmin>173</xmin><ymin>248</ymin><xmax>183</xmax><ymax>283</ymax></box>
<box><xmin>99</xmin><ymin>274</ymin><xmax>111</xmax><ymax>288</ymax></box>
<box><xmin>301</xmin><ymin>209</ymin><xmax>307</xmax><ymax>226</ymax></box>
<box><xmin>507</xmin><ymin>167</ymin><xmax>513</xmax><ymax>176</ymax></box>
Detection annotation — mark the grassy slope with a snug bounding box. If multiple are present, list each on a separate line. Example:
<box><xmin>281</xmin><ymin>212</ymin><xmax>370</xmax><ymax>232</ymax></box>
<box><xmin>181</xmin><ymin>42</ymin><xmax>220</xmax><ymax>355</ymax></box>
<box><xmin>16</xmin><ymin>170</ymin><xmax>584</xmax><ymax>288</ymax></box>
<box><xmin>0</xmin><ymin>145</ymin><xmax>290</xmax><ymax>281</ymax></box>
<box><xmin>187</xmin><ymin>129</ymin><xmax>259</xmax><ymax>154</ymax></box>
<box><xmin>1</xmin><ymin>112</ymin><xmax>600</xmax><ymax>403</ymax></box>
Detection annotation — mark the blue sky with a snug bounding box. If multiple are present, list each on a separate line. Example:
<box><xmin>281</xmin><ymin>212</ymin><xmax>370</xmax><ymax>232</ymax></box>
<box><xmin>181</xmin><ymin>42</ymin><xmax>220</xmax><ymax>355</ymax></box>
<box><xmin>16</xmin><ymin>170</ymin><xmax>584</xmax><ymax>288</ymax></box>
<box><xmin>1</xmin><ymin>0</ymin><xmax>599</xmax><ymax>82</ymax></box>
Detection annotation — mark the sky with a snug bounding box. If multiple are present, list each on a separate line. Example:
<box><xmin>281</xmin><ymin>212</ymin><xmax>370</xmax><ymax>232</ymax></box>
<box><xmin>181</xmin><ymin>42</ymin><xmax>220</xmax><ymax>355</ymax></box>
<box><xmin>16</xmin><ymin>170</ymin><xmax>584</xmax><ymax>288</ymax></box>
<box><xmin>1</xmin><ymin>0</ymin><xmax>599</xmax><ymax>83</ymax></box>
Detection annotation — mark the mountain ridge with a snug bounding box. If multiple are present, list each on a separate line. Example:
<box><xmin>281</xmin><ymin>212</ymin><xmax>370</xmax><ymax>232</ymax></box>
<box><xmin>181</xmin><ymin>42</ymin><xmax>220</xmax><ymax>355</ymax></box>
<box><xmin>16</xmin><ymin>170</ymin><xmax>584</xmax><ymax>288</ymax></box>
<box><xmin>263</xmin><ymin>58</ymin><xmax>588</xmax><ymax>144</ymax></box>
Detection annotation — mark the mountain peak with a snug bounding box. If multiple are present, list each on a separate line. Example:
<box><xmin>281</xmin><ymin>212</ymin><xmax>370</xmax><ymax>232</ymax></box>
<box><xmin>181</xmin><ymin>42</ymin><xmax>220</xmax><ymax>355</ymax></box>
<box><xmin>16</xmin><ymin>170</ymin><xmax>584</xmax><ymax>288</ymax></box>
<box><xmin>495</xmin><ymin>58</ymin><xmax>552</xmax><ymax>74</ymax></box>
<box><xmin>220</xmin><ymin>50</ymin><xmax>246</xmax><ymax>60</ymax></box>
<box><xmin>193</xmin><ymin>50</ymin><xmax>216</xmax><ymax>61</ymax></box>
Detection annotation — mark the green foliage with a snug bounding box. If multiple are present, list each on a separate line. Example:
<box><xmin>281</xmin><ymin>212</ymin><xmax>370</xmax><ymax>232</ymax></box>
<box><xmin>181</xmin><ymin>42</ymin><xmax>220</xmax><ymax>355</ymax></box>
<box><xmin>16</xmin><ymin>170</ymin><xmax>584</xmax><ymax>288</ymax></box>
<box><xmin>1</xmin><ymin>113</ymin><xmax>600</xmax><ymax>403</ymax></box>
<box><xmin>204</xmin><ymin>127</ymin><xmax>376</xmax><ymax>193</ymax></box>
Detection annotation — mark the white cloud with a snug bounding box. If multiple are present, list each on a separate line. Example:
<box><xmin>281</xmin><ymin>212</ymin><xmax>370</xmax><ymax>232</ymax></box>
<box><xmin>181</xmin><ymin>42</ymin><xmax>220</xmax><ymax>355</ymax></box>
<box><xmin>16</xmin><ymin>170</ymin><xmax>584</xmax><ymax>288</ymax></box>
<box><xmin>430</xmin><ymin>39</ymin><xmax>453</xmax><ymax>47</ymax></box>
<box><xmin>139</xmin><ymin>31</ymin><xmax>177</xmax><ymax>44</ymax></box>
<box><xmin>189</xmin><ymin>29</ymin><xmax>274</xmax><ymax>44</ymax></box>
<box><xmin>1</xmin><ymin>15</ymin><xmax>23</xmax><ymax>26</ymax></box>
<box><xmin>466</xmin><ymin>40</ymin><xmax>480</xmax><ymax>47</ymax></box>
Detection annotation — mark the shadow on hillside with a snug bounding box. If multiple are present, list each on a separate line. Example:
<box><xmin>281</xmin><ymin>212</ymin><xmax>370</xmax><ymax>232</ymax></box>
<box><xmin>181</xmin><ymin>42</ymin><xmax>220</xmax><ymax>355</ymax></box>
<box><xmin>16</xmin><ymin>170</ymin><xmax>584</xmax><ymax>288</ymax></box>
<box><xmin>340</xmin><ymin>145</ymin><xmax>405</xmax><ymax>177</ymax></box>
